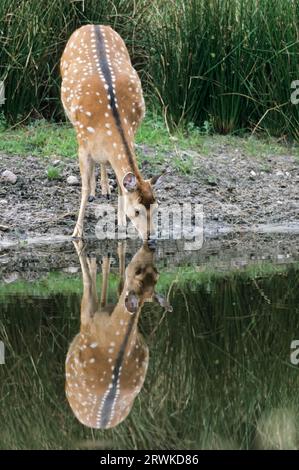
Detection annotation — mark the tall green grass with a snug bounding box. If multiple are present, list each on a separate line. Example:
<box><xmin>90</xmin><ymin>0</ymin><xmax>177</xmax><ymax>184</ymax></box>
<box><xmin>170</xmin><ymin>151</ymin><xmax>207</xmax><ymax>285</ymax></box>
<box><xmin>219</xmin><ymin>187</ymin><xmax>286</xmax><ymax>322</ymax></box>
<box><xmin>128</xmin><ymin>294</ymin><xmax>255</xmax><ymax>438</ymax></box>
<box><xmin>0</xmin><ymin>0</ymin><xmax>299</xmax><ymax>139</ymax></box>
<box><xmin>145</xmin><ymin>0</ymin><xmax>299</xmax><ymax>137</ymax></box>
<box><xmin>0</xmin><ymin>0</ymin><xmax>147</xmax><ymax>122</ymax></box>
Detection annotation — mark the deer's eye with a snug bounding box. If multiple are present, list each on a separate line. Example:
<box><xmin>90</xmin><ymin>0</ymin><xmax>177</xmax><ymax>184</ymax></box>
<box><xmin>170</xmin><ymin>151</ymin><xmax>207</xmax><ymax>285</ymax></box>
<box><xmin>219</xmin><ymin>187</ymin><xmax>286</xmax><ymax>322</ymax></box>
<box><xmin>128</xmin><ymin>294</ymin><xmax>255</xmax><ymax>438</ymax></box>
<box><xmin>135</xmin><ymin>209</ymin><xmax>140</xmax><ymax>217</ymax></box>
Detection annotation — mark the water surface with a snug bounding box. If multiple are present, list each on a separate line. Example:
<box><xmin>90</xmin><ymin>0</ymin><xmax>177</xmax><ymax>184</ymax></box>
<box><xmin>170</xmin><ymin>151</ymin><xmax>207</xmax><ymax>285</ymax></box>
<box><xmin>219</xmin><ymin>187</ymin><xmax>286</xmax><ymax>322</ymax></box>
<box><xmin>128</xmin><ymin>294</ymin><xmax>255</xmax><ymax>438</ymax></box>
<box><xmin>0</xmin><ymin>236</ymin><xmax>298</xmax><ymax>450</ymax></box>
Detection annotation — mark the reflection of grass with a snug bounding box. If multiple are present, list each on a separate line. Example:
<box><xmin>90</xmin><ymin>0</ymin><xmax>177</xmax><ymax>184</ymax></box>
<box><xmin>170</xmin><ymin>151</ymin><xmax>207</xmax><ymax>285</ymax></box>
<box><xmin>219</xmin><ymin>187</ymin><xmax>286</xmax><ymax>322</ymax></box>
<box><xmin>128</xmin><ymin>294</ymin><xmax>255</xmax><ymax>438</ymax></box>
<box><xmin>147</xmin><ymin>264</ymin><xmax>299</xmax><ymax>449</ymax></box>
<box><xmin>0</xmin><ymin>264</ymin><xmax>298</xmax><ymax>449</ymax></box>
<box><xmin>0</xmin><ymin>261</ymin><xmax>297</xmax><ymax>297</ymax></box>
<box><xmin>0</xmin><ymin>271</ymin><xmax>119</xmax><ymax>297</ymax></box>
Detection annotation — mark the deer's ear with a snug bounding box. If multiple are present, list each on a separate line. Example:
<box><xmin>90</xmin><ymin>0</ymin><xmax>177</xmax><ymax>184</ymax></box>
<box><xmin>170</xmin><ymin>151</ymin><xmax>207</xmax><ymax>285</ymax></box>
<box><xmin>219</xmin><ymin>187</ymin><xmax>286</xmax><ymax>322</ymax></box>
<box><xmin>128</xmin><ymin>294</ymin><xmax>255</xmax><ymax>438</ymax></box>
<box><xmin>125</xmin><ymin>290</ymin><xmax>139</xmax><ymax>314</ymax></box>
<box><xmin>123</xmin><ymin>172</ymin><xmax>138</xmax><ymax>192</ymax></box>
<box><xmin>153</xmin><ymin>292</ymin><xmax>173</xmax><ymax>312</ymax></box>
<box><xmin>150</xmin><ymin>175</ymin><xmax>162</xmax><ymax>186</ymax></box>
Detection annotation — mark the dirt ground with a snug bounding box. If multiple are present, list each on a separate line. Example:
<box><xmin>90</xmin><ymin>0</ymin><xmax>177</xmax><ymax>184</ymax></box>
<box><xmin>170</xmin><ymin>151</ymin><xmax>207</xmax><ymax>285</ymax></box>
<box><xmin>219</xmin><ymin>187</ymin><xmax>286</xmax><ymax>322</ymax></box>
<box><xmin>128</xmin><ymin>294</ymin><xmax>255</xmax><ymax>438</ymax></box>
<box><xmin>0</xmin><ymin>144</ymin><xmax>298</xmax><ymax>245</ymax></box>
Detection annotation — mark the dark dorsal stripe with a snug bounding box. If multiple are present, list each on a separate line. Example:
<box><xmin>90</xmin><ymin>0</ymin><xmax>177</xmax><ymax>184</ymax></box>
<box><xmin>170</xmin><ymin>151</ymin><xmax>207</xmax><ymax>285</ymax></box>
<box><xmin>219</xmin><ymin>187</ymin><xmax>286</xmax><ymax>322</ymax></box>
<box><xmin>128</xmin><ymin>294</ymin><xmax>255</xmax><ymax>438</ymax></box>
<box><xmin>100</xmin><ymin>313</ymin><xmax>136</xmax><ymax>428</ymax></box>
<box><xmin>95</xmin><ymin>25</ymin><xmax>135</xmax><ymax>173</ymax></box>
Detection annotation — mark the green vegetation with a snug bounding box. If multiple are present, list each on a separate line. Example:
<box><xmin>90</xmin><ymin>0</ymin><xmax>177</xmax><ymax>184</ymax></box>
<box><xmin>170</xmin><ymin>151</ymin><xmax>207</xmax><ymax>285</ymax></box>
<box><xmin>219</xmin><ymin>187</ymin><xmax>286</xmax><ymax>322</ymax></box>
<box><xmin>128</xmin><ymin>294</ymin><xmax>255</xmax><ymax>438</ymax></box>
<box><xmin>0</xmin><ymin>262</ymin><xmax>298</xmax><ymax>449</ymax></box>
<box><xmin>0</xmin><ymin>259</ymin><xmax>297</xmax><ymax>299</ymax></box>
<box><xmin>0</xmin><ymin>0</ymin><xmax>148</xmax><ymax>123</ymax></box>
<box><xmin>46</xmin><ymin>165</ymin><xmax>62</xmax><ymax>181</ymax></box>
<box><xmin>147</xmin><ymin>0</ymin><xmax>299</xmax><ymax>138</ymax></box>
<box><xmin>0</xmin><ymin>115</ymin><xmax>298</xmax><ymax>175</ymax></box>
<box><xmin>0</xmin><ymin>119</ymin><xmax>77</xmax><ymax>157</ymax></box>
<box><xmin>0</xmin><ymin>0</ymin><xmax>299</xmax><ymax>140</ymax></box>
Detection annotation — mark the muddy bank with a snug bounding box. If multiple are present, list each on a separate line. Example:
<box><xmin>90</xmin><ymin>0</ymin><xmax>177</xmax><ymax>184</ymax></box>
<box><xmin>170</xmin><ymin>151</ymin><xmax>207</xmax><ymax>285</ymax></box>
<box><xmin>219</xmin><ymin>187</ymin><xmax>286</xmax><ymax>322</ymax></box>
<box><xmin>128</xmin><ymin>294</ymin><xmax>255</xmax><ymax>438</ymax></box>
<box><xmin>0</xmin><ymin>145</ymin><xmax>298</xmax><ymax>244</ymax></box>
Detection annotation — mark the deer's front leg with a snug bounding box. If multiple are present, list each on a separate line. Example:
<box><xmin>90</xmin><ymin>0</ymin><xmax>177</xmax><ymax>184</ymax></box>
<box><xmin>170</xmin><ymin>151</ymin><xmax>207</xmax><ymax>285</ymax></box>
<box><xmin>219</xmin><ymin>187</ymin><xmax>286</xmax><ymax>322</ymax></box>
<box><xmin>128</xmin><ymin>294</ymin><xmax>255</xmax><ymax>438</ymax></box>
<box><xmin>117</xmin><ymin>182</ymin><xmax>126</xmax><ymax>228</ymax></box>
<box><xmin>117</xmin><ymin>241</ymin><xmax>127</xmax><ymax>296</ymax></box>
<box><xmin>72</xmin><ymin>147</ymin><xmax>94</xmax><ymax>239</ymax></box>
<box><xmin>80</xmin><ymin>259</ymin><xmax>98</xmax><ymax>322</ymax></box>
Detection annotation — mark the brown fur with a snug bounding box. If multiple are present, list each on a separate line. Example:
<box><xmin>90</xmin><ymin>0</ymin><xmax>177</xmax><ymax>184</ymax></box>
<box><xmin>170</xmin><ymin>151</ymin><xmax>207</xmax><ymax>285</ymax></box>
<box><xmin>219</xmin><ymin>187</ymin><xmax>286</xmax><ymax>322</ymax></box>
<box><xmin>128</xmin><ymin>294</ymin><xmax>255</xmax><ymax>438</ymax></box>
<box><xmin>60</xmin><ymin>24</ymin><xmax>155</xmax><ymax>239</ymax></box>
<box><xmin>137</xmin><ymin>181</ymin><xmax>156</xmax><ymax>209</ymax></box>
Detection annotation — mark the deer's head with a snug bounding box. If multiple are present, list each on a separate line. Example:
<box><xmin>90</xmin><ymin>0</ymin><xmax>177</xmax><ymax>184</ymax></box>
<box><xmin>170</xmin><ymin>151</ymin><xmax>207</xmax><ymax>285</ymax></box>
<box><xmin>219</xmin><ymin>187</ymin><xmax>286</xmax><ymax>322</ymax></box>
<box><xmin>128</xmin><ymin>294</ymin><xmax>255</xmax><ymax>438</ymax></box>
<box><xmin>124</xmin><ymin>242</ymin><xmax>172</xmax><ymax>314</ymax></box>
<box><xmin>122</xmin><ymin>172</ymin><xmax>162</xmax><ymax>242</ymax></box>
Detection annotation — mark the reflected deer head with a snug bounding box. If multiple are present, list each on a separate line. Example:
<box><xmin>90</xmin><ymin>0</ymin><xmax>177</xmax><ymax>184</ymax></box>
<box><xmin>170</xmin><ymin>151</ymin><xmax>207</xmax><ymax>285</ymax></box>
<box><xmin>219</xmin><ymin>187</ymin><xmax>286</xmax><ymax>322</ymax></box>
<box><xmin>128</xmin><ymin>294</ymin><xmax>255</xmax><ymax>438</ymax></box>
<box><xmin>65</xmin><ymin>241</ymin><xmax>172</xmax><ymax>429</ymax></box>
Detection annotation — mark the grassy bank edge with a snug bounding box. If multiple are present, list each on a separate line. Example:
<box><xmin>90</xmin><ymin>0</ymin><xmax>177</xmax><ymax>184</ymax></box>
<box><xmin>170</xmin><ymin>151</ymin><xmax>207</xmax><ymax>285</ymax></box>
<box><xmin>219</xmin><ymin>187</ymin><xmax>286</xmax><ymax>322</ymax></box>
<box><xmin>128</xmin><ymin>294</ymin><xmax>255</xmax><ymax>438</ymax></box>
<box><xmin>0</xmin><ymin>260</ymin><xmax>297</xmax><ymax>298</ymax></box>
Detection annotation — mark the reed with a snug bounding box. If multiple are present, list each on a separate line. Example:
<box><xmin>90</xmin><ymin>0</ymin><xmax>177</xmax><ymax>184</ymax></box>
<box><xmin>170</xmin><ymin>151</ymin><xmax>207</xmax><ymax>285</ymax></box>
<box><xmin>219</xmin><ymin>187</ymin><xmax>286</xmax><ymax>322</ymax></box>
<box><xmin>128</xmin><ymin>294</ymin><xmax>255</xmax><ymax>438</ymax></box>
<box><xmin>0</xmin><ymin>0</ymin><xmax>298</xmax><ymax>139</ymax></box>
<box><xmin>144</xmin><ymin>0</ymin><xmax>299</xmax><ymax>137</ymax></box>
<box><xmin>0</xmin><ymin>0</ymin><xmax>147</xmax><ymax>123</ymax></box>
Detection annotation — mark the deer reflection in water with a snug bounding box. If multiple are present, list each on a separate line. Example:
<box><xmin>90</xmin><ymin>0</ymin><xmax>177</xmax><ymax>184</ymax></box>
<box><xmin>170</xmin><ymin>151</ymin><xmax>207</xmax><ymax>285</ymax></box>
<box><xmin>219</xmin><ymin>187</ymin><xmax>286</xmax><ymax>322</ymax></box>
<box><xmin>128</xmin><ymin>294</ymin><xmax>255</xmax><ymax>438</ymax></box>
<box><xmin>65</xmin><ymin>241</ymin><xmax>172</xmax><ymax>429</ymax></box>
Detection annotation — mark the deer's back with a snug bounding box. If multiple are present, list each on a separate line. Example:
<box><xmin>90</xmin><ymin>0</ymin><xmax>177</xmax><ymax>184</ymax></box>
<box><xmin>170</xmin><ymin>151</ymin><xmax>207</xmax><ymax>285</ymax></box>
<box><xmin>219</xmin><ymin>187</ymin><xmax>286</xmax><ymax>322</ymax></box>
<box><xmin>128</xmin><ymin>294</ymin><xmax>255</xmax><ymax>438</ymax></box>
<box><xmin>61</xmin><ymin>25</ymin><xmax>145</xmax><ymax>147</ymax></box>
<box><xmin>65</xmin><ymin>322</ymin><xmax>148</xmax><ymax>428</ymax></box>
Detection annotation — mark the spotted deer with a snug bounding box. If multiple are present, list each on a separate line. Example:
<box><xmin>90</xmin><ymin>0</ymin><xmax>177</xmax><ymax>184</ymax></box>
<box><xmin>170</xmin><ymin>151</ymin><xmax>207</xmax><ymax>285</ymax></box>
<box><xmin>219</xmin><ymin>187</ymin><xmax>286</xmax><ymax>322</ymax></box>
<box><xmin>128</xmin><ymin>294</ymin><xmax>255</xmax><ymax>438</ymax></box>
<box><xmin>60</xmin><ymin>25</ymin><xmax>162</xmax><ymax>240</ymax></box>
<box><xmin>65</xmin><ymin>241</ymin><xmax>172</xmax><ymax>429</ymax></box>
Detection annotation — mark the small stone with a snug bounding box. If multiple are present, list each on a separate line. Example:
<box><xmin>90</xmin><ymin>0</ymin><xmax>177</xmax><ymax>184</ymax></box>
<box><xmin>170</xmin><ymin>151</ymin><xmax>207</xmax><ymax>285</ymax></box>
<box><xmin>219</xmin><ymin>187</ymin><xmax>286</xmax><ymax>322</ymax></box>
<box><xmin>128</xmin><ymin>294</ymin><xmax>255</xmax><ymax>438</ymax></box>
<box><xmin>109</xmin><ymin>178</ymin><xmax>117</xmax><ymax>188</ymax></box>
<box><xmin>181</xmin><ymin>150</ymin><xmax>199</xmax><ymax>158</ymax></box>
<box><xmin>1</xmin><ymin>170</ymin><xmax>17</xmax><ymax>184</ymax></box>
<box><xmin>275</xmin><ymin>170</ymin><xmax>284</xmax><ymax>177</ymax></box>
<box><xmin>63</xmin><ymin>266</ymin><xmax>79</xmax><ymax>274</ymax></box>
<box><xmin>3</xmin><ymin>272</ymin><xmax>19</xmax><ymax>284</ymax></box>
<box><xmin>67</xmin><ymin>175</ymin><xmax>80</xmax><ymax>186</ymax></box>
<box><xmin>52</xmin><ymin>159</ymin><xmax>61</xmax><ymax>166</ymax></box>
<box><xmin>250</xmin><ymin>170</ymin><xmax>256</xmax><ymax>177</ymax></box>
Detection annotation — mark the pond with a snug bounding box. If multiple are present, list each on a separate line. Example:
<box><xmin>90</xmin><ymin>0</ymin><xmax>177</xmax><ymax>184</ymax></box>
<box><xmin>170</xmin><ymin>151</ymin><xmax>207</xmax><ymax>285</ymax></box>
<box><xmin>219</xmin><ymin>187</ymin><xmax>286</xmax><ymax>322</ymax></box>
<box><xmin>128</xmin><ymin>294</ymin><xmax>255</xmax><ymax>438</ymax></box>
<box><xmin>0</xmin><ymin>233</ymin><xmax>298</xmax><ymax>450</ymax></box>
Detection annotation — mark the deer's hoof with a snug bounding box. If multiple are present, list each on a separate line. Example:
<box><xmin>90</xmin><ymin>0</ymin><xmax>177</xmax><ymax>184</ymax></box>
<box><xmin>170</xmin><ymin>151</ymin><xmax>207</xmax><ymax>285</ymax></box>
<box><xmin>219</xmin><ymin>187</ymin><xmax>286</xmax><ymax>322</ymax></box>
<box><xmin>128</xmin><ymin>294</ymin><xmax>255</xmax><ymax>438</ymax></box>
<box><xmin>72</xmin><ymin>226</ymin><xmax>83</xmax><ymax>240</ymax></box>
<box><xmin>88</xmin><ymin>195</ymin><xmax>95</xmax><ymax>202</ymax></box>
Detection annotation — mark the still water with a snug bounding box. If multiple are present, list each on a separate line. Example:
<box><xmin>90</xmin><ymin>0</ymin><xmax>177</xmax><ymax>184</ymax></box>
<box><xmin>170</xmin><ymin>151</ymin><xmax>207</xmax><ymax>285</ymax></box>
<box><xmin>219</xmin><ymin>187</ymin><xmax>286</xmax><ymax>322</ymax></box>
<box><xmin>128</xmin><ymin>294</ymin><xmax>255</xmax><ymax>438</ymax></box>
<box><xmin>0</xmin><ymin>236</ymin><xmax>298</xmax><ymax>450</ymax></box>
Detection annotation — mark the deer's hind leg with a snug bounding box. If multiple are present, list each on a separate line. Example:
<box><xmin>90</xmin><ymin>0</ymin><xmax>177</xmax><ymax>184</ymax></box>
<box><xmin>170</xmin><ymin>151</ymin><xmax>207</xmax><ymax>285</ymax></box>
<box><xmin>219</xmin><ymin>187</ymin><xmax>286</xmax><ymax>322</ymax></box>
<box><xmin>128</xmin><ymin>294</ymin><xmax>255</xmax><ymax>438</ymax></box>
<box><xmin>100</xmin><ymin>255</ymin><xmax>111</xmax><ymax>309</ymax></box>
<box><xmin>88</xmin><ymin>164</ymin><xmax>96</xmax><ymax>202</ymax></box>
<box><xmin>100</xmin><ymin>164</ymin><xmax>111</xmax><ymax>200</ymax></box>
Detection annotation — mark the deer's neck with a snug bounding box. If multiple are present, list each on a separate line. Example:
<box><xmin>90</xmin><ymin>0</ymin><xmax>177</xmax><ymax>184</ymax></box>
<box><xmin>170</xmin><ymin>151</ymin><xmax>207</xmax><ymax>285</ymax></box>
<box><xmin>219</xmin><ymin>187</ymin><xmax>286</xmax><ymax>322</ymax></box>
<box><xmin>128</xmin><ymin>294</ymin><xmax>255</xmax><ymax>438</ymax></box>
<box><xmin>81</xmin><ymin>292</ymin><xmax>140</xmax><ymax>353</ymax></box>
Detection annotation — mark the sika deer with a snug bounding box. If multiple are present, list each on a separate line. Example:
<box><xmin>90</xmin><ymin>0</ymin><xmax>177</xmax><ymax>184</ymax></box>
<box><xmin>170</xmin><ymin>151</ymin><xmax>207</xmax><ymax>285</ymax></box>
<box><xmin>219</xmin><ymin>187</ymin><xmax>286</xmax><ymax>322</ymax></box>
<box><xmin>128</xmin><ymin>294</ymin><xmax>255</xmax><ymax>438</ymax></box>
<box><xmin>61</xmin><ymin>25</ymin><xmax>162</xmax><ymax>241</ymax></box>
<box><xmin>65</xmin><ymin>242</ymin><xmax>172</xmax><ymax>429</ymax></box>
